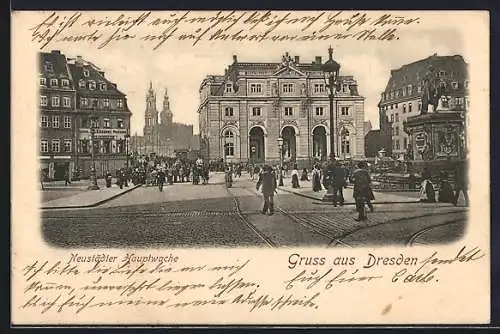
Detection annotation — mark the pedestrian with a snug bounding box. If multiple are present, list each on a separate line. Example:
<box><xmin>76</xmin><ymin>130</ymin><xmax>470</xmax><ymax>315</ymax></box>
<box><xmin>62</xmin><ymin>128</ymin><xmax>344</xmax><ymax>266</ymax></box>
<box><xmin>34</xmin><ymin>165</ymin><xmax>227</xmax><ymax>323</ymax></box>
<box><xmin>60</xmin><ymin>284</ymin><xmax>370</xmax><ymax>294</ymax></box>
<box><xmin>438</xmin><ymin>171</ymin><xmax>455</xmax><ymax>203</ymax></box>
<box><xmin>64</xmin><ymin>169</ymin><xmax>71</xmax><ymax>186</ymax></box>
<box><xmin>225</xmin><ymin>166</ymin><xmax>233</xmax><ymax>188</ymax></box>
<box><xmin>333</xmin><ymin>162</ymin><xmax>347</xmax><ymax>206</ymax></box>
<box><xmin>157</xmin><ymin>168</ymin><xmax>166</xmax><ymax>192</ymax></box>
<box><xmin>419</xmin><ymin>168</ymin><xmax>436</xmax><ymax>203</ymax></box>
<box><xmin>256</xmin><ymin>165</ymin><xmax>277</xmax><ymax>215</ymax></box>
<box><xmin>312</xmin><ymin>164</ymin><xmax>322</xmax><ymax>192</ymax></box>
<box><xmin>291</xmin><ymin>164</ymin><xmax>300</xmax><ymax>188</ymax></box>
<box><xmin>352</xmin><ymin>161</ymin><xmax>372</xmax><ymax>221</ymax></box>
<box><xmin>453</xmin><ymin>161</ymin><xmax>469</xmax><ymax>206</ymax></box>
<box><xmin>300</xmin><ymin>168</ymin><xmax>309</xmax><ymax>181</ymax></box>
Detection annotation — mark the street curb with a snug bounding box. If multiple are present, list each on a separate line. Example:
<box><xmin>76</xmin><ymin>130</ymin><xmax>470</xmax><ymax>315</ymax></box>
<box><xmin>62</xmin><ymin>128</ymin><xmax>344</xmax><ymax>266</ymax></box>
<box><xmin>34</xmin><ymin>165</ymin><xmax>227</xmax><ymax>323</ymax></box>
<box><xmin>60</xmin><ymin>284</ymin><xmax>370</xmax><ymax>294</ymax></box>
<box><xmin>278</xmin><ymin>186</ymin><xmax>420</xmax><ymax>205</ymax></box>
<box><xmin>41</xmin><ymin>184</ymin><xmax>142</xmax><ymax>210</ymax></box>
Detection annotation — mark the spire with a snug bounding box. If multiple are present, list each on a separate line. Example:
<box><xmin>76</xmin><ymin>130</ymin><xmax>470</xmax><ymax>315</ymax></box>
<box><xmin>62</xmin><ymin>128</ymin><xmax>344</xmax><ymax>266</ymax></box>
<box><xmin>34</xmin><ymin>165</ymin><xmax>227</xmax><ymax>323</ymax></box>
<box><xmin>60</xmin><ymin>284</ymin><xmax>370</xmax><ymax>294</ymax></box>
<box><xmin>149</xmin><ymin>80</ymin><xmax>153</xmax><ymax>91</ymax></box>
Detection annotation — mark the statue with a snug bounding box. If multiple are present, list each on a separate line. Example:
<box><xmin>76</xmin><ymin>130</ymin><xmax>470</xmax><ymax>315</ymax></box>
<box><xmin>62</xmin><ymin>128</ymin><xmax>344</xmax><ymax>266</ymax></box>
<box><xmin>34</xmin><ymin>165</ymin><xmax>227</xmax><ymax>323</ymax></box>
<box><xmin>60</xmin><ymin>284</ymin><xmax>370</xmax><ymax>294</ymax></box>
<box><xmin>421</xmin><ymin>65</ymin><xmax>445</xmax><ymax>114</ymax></box>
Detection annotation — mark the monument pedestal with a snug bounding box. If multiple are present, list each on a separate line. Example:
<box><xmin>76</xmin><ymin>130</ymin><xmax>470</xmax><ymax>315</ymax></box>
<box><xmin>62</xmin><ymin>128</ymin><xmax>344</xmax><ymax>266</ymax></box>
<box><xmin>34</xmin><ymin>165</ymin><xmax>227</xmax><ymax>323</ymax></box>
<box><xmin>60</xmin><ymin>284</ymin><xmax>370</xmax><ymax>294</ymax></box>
<box><xmin>404</xmin><ymin>111</ymin><xmax>466</xmax><ymax>176</ymax></box>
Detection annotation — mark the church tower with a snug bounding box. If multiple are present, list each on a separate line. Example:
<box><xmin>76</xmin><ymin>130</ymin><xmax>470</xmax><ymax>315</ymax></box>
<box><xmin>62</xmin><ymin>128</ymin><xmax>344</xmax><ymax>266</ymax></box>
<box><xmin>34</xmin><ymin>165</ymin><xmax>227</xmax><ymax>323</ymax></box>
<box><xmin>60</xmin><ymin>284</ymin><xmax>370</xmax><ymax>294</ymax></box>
<box><xmin>143</xmin><ymin>81</ymin><xmax>158</xmax><ymax>142</ymax></box>
<box><xmin>160</xmin><ymin>88</ymin><xmax>173</xmax><ymax>125</ymax></box>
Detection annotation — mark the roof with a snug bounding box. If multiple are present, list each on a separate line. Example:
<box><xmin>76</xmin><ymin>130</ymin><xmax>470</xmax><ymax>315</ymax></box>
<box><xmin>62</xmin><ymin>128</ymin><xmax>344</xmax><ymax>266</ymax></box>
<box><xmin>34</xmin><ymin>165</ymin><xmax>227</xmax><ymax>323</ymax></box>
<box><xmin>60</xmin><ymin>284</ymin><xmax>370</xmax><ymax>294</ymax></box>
<box><xmin>39</xmin><ymin>51</ymin><xmax>72</xmax><ymax>79</ymax></box>
<box><xmin>68</xmin><ymin>62</ymin><xmax>126</xmax><ymax>97</ymax></box>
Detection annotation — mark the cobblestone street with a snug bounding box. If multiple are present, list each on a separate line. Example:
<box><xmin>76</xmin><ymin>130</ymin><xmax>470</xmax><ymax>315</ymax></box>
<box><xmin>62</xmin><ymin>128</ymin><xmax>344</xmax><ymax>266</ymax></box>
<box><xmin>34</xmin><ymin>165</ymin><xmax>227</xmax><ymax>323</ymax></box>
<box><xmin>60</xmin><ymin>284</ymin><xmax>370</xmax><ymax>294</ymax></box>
<box><xmin>41</xmin><ymin>172</ymin><xmax>467</xmax><ymax>248</ymax></box>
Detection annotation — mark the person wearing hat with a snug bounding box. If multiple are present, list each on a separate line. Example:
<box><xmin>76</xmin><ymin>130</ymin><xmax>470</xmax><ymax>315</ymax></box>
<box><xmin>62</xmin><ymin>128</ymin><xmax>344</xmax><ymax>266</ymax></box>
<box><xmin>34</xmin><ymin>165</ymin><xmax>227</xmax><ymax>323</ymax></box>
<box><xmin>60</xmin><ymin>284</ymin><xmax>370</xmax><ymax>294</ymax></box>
<box><xmin>256</xmin><ymin>165</ymin><xmax>277</xmax><ymax>215</ymax></box>
<box><xmin>352</xmin><ymin>161</ymin><xmax>372</xmax><ymax>221</ymax></box>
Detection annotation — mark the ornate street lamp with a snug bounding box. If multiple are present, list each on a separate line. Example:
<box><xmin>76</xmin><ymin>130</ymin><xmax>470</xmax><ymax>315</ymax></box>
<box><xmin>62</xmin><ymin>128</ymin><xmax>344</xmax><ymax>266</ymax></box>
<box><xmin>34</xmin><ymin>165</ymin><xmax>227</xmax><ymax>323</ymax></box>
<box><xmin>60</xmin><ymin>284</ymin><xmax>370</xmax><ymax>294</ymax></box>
<box><xmin>278</xmin><ymin>137</ymin><xmax>284</xmax><ymax>186</ymax></box>
<box><xmin>87</xmin><ymin>105</ymin><xmax>100</xmax><ymax>190</ymax></box>
<box><xmin>322</xmin><ymin>46</ymin><xmax>341</xmax><ymax>202</ymax></box>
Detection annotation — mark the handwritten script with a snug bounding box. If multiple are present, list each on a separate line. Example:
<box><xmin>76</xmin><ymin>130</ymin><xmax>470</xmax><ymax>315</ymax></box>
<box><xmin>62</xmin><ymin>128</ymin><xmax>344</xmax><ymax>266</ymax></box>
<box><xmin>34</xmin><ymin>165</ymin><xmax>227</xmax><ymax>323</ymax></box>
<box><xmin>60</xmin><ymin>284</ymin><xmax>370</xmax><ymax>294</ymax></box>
<box><xmin>28</xmin><ymin>11</ymin><xmax>422</xmax><ymax>50</ymax></box>
<box><xmin>16</xmin><ymin>246</ymin><xmax>485</xmax><ymax>316</ymax></box>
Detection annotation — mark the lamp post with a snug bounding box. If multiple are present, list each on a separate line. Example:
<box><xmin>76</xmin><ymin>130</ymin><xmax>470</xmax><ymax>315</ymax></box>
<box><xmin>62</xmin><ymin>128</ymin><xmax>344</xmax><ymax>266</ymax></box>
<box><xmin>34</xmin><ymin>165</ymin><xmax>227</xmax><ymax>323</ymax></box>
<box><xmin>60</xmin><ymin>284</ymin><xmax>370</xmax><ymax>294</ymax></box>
<box><xmin>278</xmin><ymin>137</ymin><xmax>284</xmax><ymax>186</ymax></box>
<box><xmin>125</xmin><ymin>132</ymin><xmax>130</xmax><ymax>170</ymax></box>
<box><xmin>88</xmin><ymin>111</ymin><xmax>100</xmax><ymax>190</ymax></box>
<box><xmin>322</xmin><ymin>46</ymin><xmax>341</xmax><ymax>202</ymax></box>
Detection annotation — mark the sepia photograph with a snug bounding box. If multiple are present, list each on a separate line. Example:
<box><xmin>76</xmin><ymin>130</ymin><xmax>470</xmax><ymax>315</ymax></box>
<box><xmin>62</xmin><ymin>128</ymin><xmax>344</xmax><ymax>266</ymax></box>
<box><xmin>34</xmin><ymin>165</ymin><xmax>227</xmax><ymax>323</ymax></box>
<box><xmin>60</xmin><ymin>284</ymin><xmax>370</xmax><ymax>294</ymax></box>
<box><xmin>11</xmin><ymin>10</ymin><xmax>489</xmax><ymax>325</ymax></box>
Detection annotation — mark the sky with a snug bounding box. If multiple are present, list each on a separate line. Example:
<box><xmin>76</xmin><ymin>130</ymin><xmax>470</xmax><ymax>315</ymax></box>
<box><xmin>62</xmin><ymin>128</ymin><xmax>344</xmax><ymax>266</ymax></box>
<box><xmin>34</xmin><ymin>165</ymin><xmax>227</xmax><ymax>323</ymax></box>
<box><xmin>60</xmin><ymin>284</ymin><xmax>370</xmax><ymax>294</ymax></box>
<box><xmin>53</xmin><ymin>27</ymin><xmax>466</xmax><ymax>136</ymax></box>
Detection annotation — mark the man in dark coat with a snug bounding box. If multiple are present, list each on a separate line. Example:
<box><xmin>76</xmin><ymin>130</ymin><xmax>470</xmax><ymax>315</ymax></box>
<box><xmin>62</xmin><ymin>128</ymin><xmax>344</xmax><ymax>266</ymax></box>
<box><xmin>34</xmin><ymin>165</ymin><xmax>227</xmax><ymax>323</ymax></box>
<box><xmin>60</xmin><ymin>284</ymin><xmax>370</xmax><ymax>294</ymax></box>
<box><xmin>256</xmin><ymin>165</ymin><xmax>277</xmax><ymax>215</ymax></box>
<box><xmin>352</xmin><ymin>161</ymin><xmax>372</xmax><ymax>221</ymax></box>
<box><xmin>454</xmin><ymin>161</ymin><xmax>469</xmax><ymax>206</ymax></box>
<box><xmin>333</xmin><ymin>162</ymin><xmax>347</xmax><ymax>206</ymax></box>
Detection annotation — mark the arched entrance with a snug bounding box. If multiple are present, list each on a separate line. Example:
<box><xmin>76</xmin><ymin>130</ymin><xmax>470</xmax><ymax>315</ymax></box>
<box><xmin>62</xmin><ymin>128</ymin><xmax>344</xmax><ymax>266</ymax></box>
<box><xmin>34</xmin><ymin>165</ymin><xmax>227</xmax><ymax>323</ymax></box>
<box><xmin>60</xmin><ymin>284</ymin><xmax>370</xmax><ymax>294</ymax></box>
<box><xmin>281</xmin><ymin>126</ymin><xmax>297</xmax><ymax>162</ymax></box>
<box><xmin>249</xmin><ymin>127</ymin><xmax>265</xmax><ymax>163</ymax></box>
<box><xmin>312</xmin><ymin>126</ymin><xmax>327</xmax><ymax>160</ymax></box>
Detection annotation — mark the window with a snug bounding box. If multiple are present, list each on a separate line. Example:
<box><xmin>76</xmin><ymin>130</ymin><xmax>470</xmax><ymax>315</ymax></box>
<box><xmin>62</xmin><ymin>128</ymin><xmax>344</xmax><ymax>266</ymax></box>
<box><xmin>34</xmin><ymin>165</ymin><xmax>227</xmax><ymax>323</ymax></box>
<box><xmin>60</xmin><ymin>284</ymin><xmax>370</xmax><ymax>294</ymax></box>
<box><xmin>395</xmin><ymin>140</ymin><xmax>400</xmax><ymax>150</ymax></box>
<box><xmin>315</xmin><ymin>107</ymin><xmax>324</xmax><ymax>116</ymax></box>
<box><xmin>51</xmin><ymin>139</ymin><xmax>60</xmax><ymax>153</ymax></box>
<box><xmin>62</xmin><ymin>79</ymin><xmax>69</xmax><ymax>87</ymax></box>
<box><xmin>80</xmin><ymin>98</ymin><xmax>88</xmax><ymax>107</ymax></box>
<box><xmin>341</xmin><ymin>106</ymin><xmax>349</xmax><ymax>116</ymax></box>
<box><xmin>224</xmin><ymin>142</ymin><xmax>234</xmax><ymax>156</ymax></box>
<box><xmin>40</xmin><ymin>139</ymin><xmax>48</xmax><ymax>153</ymax></box>
<box><xmin>314</xmin><ymin>84</ymin><xmax>325</xmax><ymax>93</ymax></box>
<box><xmin>418</xmin><ymin>102</ymin><xmax>422</xmax><ymax>111</ymax></box>
<box><xmin>225</xmin><ymin>83</ymin><xmax>233</xmax><ymax>93</ymax></box>
<box><xmin>282</xmin><ymin>83</ymin><xmax>294</xmax><ymax>93</ymax></box>
<box><xmin>224</xmin><ymin>130</ymin><xmax>234</xmax><ymax>139</ymax></box>
<box><xmin>117</xmin><ymin>99</ymin><xmax>124</xmax><ymax>108</ymax></box>
<box><xmin>103</xmin><ymin>118</ymin><xmax>111</xmax><ymax>128</ymax></box>
<box><xmin>52</xmin><ymin>116</ymin><xmax>59</xmax><ymax>128</ymax></box>
<box><xmin>51</xmin><ymin>96</ymin><xmax>60</xmax><ymax>107</ymax></box>
<box><xmin>439</xmin><ymin>70</ymin><xmax>446</xmax><ymax>77</ymax></box>
<box><xmin>83</xmin><ymin>69</ymin><xmax>90</xmax><ymax>77</ymax></box>
<box><xmin>404</xmin><ymin>137</ymin><xmax>408</xmax><ymax>150</ymax></box>
<box><xmin>63</xmin><ymin>97</ymin><xmax>71</xmax><ymax>108</ymax></box>
<box><xmin>90</xmin><ymin>117</ymin><xmax>99</xmax><ymax>128</ymax></box>
<box><xmin>417</xmin><ymin>85</ymin><xmax>422</xmax><ymax>93</ymax></box>
<box><xmin>78</xmin><ymin>80</ymin><xmax>85</xmax><ymax>89</ymax></box>
<box><xmin>64</xmin><ymin>139</ymin><xmax>72</xmax><ymax>153</ymax></box>
<box><xmin>50</xmin><ymin>79</ymin><xmax>58</xmax><ymax>87</ymax></box>
<box><xmin>63</xmin><ymin>116</ymin><xmax>71</xmax><ymax>128</ymax></box>
<box><xmin>341</xmin><ymin>130</ymin><xmax>350</xmax><ymax>154</ymax></box>
<box><xmin>390</xmin><ymin>104</ymin><xmax>394</xmax><ymax>110</ymax></box>
<box><xmin>395</xmin><ymin>126</ymin><xmax>399</xmax><ymax>136</ymax></box>
<box><xmin>224</xmin><ymin>107</ymin><xmax>234</xmax><ymax>117</ymax></box>
<box><xmin>81</xmin><ymin>118</ymin><xmax>88</xmax><ymax>128</ymax></box>
<box><xmin>40</xmin><ymin>78</ymin><xmax>46</xmax><ymax>86</ymax></box>
<box><xmin>395</xmin><ymin>90</ymin><xmax>400</xmax><ymax>97</ymax></box>
<box><xmin>44</xmin><ymin>63</ymin><xmax>53</xmax><ymax>72</ymax></box>
<box><xmin>403</xmin><ymin>104</ymin><xmax>406</xmax><ymax>113</ymax></box>
<box><xmin>117</xmin><ymin>119</ymin><xmax>124</xmax><ymax>128</ymax></box>
<box><xmin>390</xmin><ymin>114</ymin><xmax>394</xmax><ymax>122</ymax></box>
<box><xmin>89</xmin><ymin>81</ymin><xmax>96</xmax><ymax>90</ymax></box>
<box><xmin>103</xmin><ymin>99</ymin><xmax>110</xmax><ymax>108</ymax></box>
<box><xmin>40</xmin><ymin>115</ymin><xmax>49</xmax><ymax>128</ymax></box>
<box><xmin>452</xmin><ymin>81</ymin><xmax>458</xmax><ymax>89</ymax></box>
<box><xmin>250</xmin><ymin>83</ymin><xmax>262</xmax><ymax>93</ymax></box>
<box><xmin>408</xmin><ymin>84</ymin><xmax>413</xmax><ymax>95</ymax></box>
<box><xmin>342</xmin><ymin>84</ymin><xmax>349</xmax><ymax>93</ymax></box>
<box><xmin>408</xmin><ymin>103</ymin><xmax>412</xmax><ymax>113</ymax></box>
<box><xmin>395</xmin><ymin>103</ymin><xmax>398</xmax><ymax>108</ymax></box>
<box><xmin>395</xmin><ymin>113</ymin><xmax>399</xmax><ymax>122</ymax></box>
<box><xmin>100</xmin><ymin>83</ymin><xmax>107</xmax><ymax>91</ymax></box>
<box><xmin>252</xmin><ymin>107</ymin><xmax>261</xmax><ymax>116</ymax></box>
<box><xmin>402</xmin><ymin>87</ymin><xmax>407</xmax><ymax>96</ymax></box>
<box><xmin>464</xmin><ymin>80</ymin><xmax>469</xmax><ymax>89</ymax></box>
<box><xmin>284</xmin><ymin>107</ymin><xmax>293</xmax><ymax>116</ymax></box>
<box><xmin>40</xmin><ymin>95</ymin><xmax>48</xmax><ymax>106</ymax></box>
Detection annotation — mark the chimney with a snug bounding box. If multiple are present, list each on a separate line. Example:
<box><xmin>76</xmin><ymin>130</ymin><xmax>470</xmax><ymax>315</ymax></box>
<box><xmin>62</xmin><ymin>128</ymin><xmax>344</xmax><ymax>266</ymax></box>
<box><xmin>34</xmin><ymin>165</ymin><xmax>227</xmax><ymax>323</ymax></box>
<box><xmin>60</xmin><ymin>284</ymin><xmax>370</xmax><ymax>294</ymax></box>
<box><xmin>51</xmin><ymin>50</ymin><xmax>61</xmax><ymax>54</ymax></box>
<box><xmin>294</xmin><ymin>56</ymin><xmax>300</xmax><ymax>63</ymax></box>
<box><xmin>76</xmin><ymin>56</ymin><xmax>83</xmax><ymax>66</ymax></box>
<box><xmin>315</xmin><ymin>56</ymin><xmax>322</xmax><ymax>65</ymax></box>
<box><xmin>233</xmin><ymin>55</ymin><xmax>238</xmax><ymax>63</ymax></box>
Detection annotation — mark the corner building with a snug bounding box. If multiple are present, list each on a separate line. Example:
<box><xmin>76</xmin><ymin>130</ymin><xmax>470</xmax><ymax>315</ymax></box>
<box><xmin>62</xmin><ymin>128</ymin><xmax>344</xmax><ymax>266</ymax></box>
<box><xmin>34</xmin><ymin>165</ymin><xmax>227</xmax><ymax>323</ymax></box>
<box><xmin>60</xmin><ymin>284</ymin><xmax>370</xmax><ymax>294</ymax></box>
<box><xmin>378</xmin><ymin>53</ymin><xmax>469</xmax><ymax>158</ymax></box>
<box><xmin>198</xmin><ymin>53</ymin><xmax>365</xmax><ymax>167</ymax></box>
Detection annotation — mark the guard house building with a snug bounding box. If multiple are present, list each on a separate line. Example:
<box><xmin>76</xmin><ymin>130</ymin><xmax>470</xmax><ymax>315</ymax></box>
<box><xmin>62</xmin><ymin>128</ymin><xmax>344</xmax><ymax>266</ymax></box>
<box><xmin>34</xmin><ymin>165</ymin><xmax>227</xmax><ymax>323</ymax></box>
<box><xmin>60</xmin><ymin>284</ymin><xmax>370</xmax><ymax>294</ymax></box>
<box><xmin>198</xmin><ymin>53</ymin><xmax>366</xmax><ymax>167</ymax></box>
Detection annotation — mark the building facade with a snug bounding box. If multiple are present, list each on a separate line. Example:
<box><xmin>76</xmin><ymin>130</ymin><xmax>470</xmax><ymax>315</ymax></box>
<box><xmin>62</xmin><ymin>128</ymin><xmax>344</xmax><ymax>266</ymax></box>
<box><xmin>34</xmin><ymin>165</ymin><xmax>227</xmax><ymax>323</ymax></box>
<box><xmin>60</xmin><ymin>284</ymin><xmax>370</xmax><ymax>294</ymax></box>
<box><xmin>378</xmin><ymin>53</ymin><xmax>469</xmax><ymax>158</ymax></box>
<box><xmin>130</xmin><ymin>83</ymin><xmax>199</xmax><ymax>157</ymax></box>
<box><xmin>39</xmin><ymin>50</ymin><xmax>77</xmax><ymax>180</ymax></box>
<box><xmin>198</xmin><ymin>53</ymin><xmax>365</xmax><ymax>167</ymax></box>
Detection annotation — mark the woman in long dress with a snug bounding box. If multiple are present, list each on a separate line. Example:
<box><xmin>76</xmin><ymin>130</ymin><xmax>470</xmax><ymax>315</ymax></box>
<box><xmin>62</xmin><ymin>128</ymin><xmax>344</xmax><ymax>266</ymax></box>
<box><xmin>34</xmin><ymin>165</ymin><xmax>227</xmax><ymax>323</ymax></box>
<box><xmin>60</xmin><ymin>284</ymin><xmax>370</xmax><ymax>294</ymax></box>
<box><xmin>419</xmin><ymin>168</ymin><xmax>436</xmax><ymax>203</ymax></box>
<box><xmin>312</xmin><ymin>165</ymin><xmax>322</xmax><ymax>192</ymax></box>
<box><xmin>300</xmin><ymin>168</ymin><xmax>309</xmax><ymax>181</ymax></box>
<box><xmin>291</xmin><ymin>164</ymin><xmax>300</xmax><ymax>188</ymax></box>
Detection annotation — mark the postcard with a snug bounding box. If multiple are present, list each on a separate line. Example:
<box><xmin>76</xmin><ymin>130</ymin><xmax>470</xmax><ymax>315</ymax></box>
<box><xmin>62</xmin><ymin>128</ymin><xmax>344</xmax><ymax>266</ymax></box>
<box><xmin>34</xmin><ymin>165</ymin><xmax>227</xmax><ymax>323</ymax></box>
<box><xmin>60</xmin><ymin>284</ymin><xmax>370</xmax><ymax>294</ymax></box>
<box><xmin>11</xmin><ymin>10</ymin><xmax>489</xmax><ymax>325</ymax></box>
